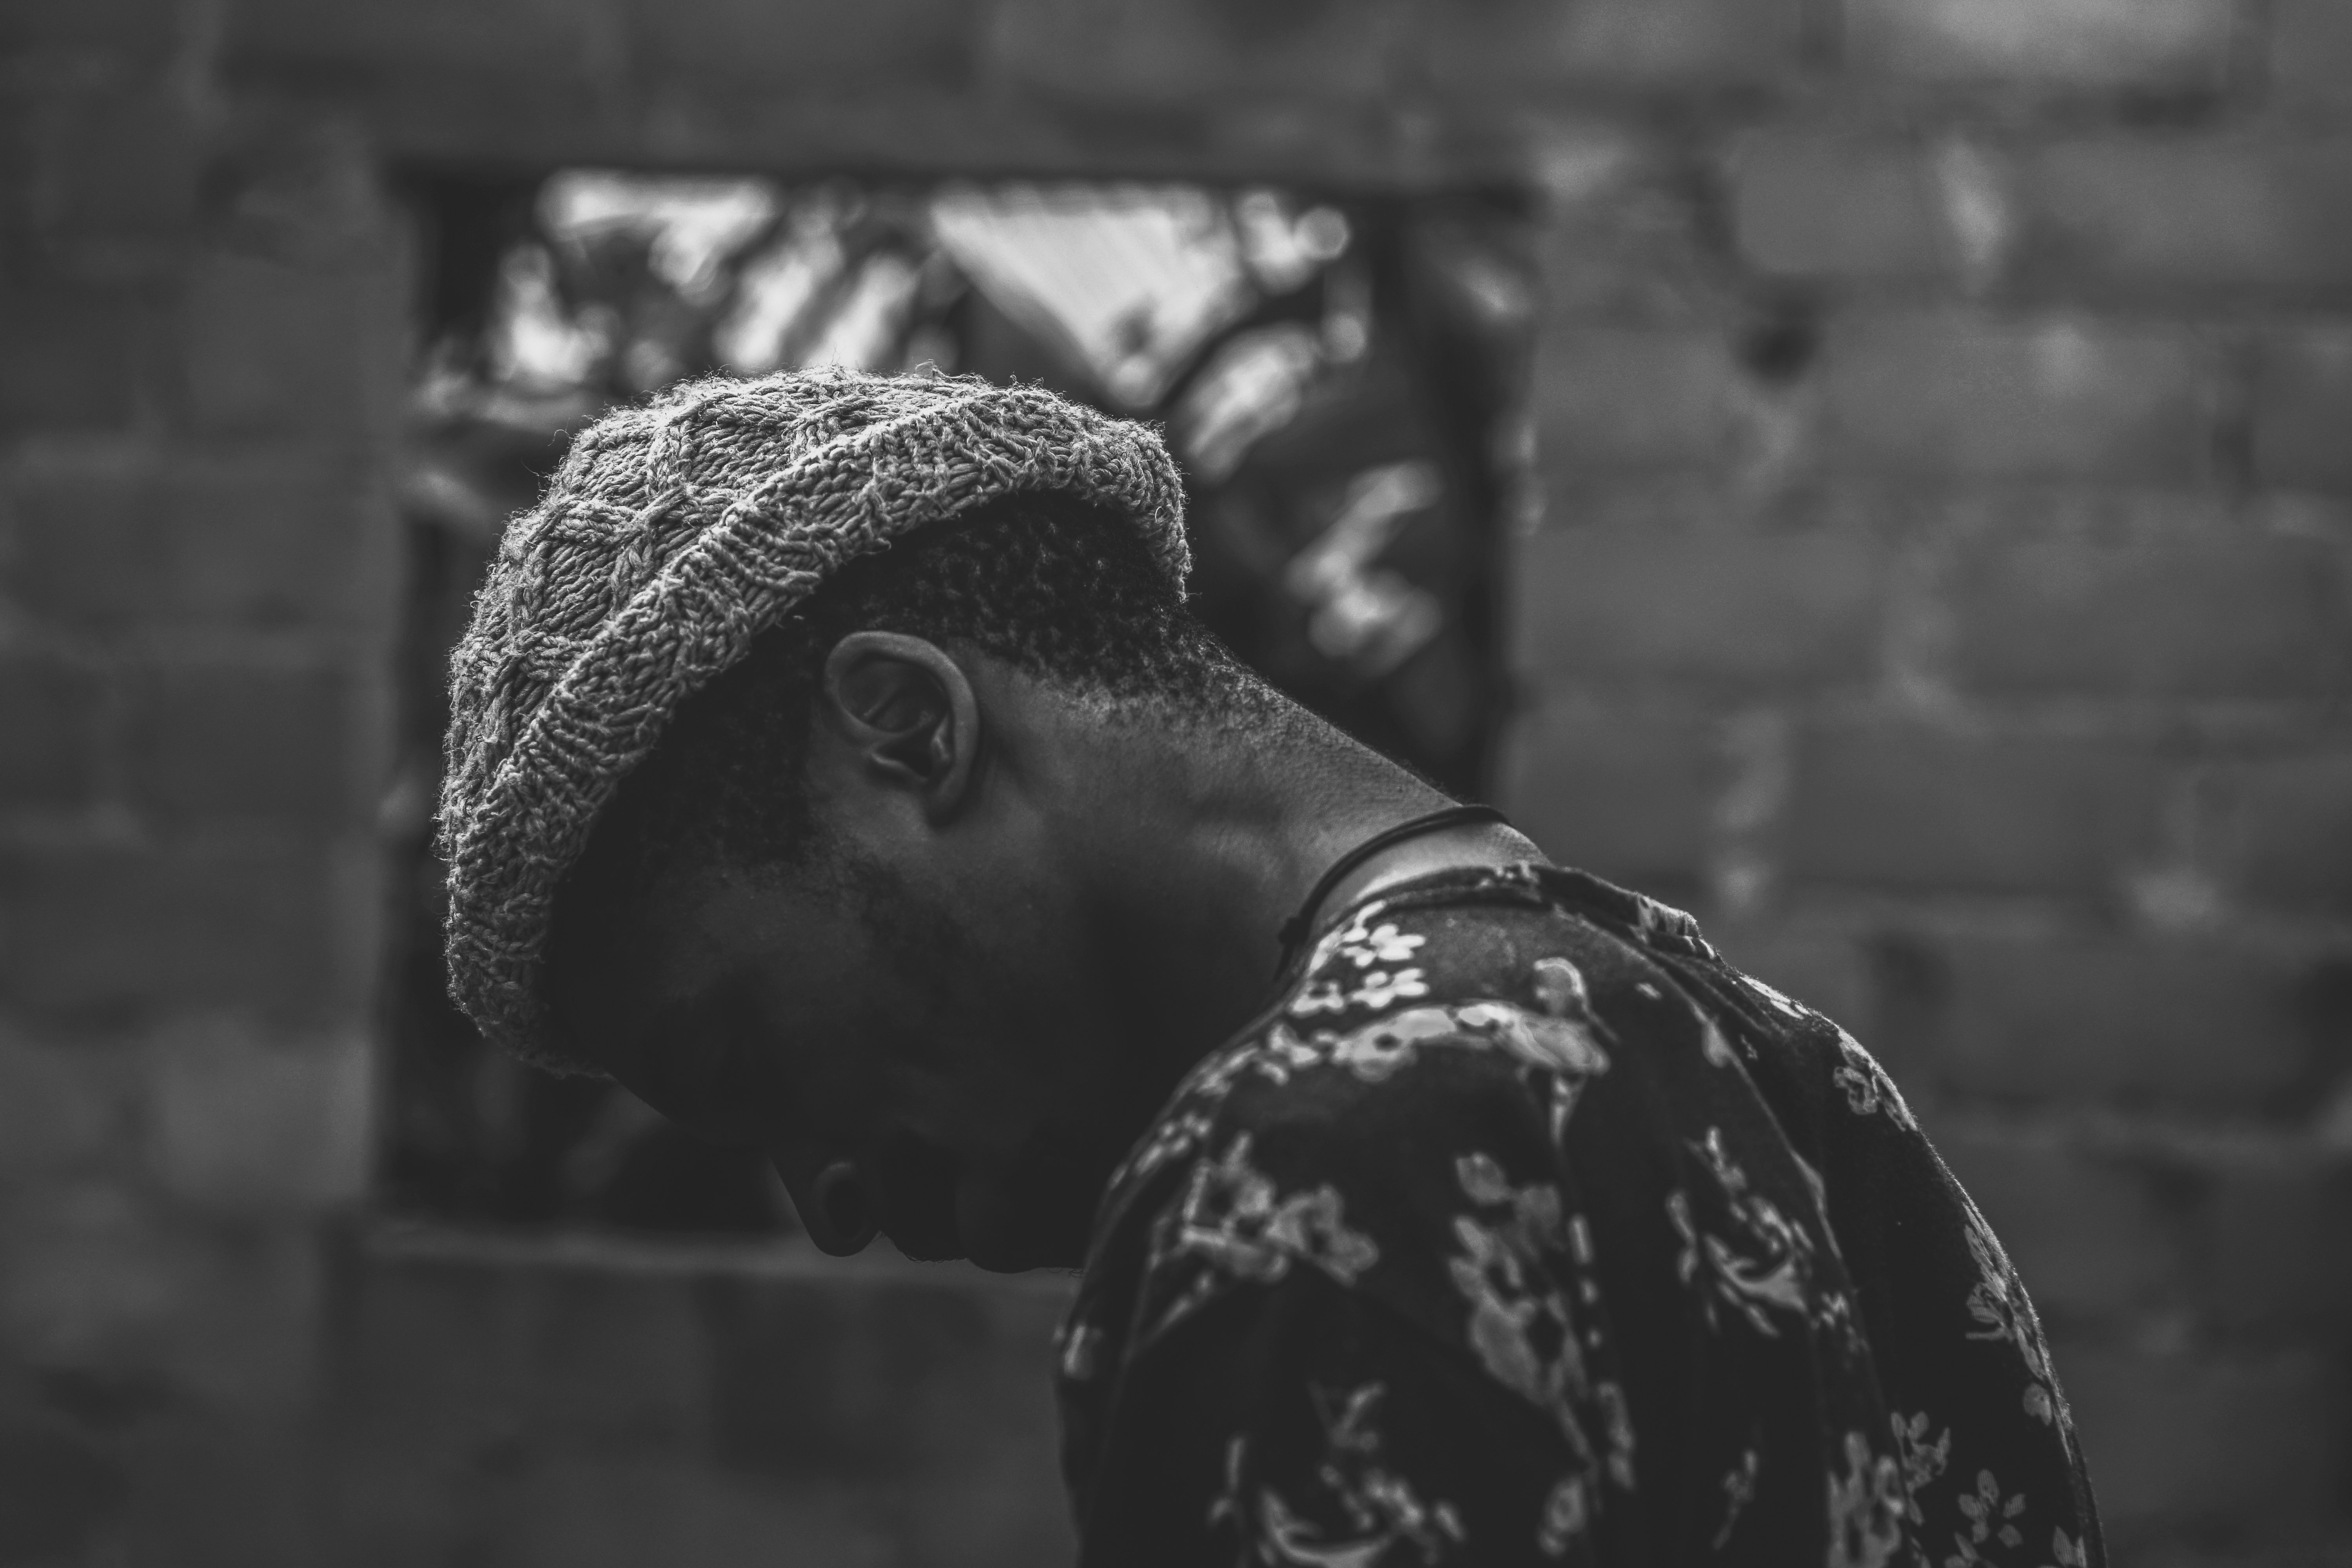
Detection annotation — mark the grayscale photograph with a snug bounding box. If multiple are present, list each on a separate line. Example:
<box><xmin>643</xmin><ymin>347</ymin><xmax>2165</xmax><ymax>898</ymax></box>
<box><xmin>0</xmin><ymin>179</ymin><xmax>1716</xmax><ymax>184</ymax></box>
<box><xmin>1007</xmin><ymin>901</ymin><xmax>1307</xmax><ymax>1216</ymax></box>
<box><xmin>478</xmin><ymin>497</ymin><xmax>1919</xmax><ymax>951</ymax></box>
<box><xmin>0</xmin><ymin>1</ymin><xmax>2346</xmax><ymax>1565</ymax></box>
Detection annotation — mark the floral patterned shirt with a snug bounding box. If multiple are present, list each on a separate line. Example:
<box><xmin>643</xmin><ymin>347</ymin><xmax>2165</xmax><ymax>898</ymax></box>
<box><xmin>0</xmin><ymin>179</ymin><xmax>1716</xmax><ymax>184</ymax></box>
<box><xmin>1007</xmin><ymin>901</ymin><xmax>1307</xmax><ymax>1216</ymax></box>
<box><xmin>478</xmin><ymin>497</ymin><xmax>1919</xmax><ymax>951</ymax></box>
<box><xmin>1057</xmin><ymin>864</ymin><xmax>2102</xmax><ymax>1568</ymax></box>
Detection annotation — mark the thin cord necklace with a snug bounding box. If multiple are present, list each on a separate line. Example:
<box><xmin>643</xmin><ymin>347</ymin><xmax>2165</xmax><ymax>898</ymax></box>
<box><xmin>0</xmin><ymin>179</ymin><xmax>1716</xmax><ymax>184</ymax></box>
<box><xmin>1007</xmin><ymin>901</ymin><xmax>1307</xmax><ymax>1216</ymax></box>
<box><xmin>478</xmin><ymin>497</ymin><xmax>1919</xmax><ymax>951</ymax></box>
<box><xmin>1274</xmin><ymin>802</ymin><xmax>1512</xmax><ymax>971</ymax></box>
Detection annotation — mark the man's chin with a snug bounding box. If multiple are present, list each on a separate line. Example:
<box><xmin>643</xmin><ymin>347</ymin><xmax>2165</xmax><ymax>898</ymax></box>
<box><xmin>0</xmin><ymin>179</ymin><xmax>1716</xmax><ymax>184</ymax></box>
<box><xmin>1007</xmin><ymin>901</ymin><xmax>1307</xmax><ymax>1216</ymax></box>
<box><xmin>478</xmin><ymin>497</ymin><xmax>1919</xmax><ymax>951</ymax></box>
<box><xmin>965</xmin><ymin>1240</ymin><xmax>1040</xmax><ymax>1273</ymax></box>
<box><xmin>911</xmin><ymin>1216</ymin><xmax>1065</xmax><ymax>1273</ymax></box>
<box><xmin>881</xmin><ymin>1216</ymin><xmax>1073</xmax><ymax>1272</ymax></box>
<box><xmin>962</xmin><ymin>1231</ymin><xmax>1086</xmax><ymax>1273</ymax></box>
<box><xmin>886</xmin><ymin>1227</ymin><xmax>968</xmax><ymax>1266</ymax></box>
<box><xmin>941</xmin><ymin>1198</ymin><xmax>1091</xmax><ymax>1274</ymax></box>
<box><xmin>874</xmin><ymin>1129</ymin><xmax>1111</xmax><ymax>1272</ymax></box>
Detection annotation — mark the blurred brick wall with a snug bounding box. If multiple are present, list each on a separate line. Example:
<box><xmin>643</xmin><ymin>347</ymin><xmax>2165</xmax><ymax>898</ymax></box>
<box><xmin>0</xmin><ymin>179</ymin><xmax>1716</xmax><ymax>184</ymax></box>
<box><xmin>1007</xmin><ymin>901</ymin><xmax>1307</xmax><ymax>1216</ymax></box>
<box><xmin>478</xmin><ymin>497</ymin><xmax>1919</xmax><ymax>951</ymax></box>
<box><xmin>1490</xmin><ymin>5</ymin><xmax>2352</xmax><ymax>1564</ymax></box>
<box><xmin>0</xmin><ymin>0</ymin><xmax>2346</xmax><ymax>1565</ymax></box>
<box><xmin>0</xmin><ymin>2</ymin><xmax>406</xmax><ymax>1560</ymax></box>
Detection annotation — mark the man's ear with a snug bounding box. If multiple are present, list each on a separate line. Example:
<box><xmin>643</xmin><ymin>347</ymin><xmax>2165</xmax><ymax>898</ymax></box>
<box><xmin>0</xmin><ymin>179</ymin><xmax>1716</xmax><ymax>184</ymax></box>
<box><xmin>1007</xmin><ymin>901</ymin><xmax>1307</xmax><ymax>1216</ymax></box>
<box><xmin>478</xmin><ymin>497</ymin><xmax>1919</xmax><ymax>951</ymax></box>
<box><xmin>818</xmin><ymin>631</ymin><xmax>980</xmax><ymax>821</ymax></box>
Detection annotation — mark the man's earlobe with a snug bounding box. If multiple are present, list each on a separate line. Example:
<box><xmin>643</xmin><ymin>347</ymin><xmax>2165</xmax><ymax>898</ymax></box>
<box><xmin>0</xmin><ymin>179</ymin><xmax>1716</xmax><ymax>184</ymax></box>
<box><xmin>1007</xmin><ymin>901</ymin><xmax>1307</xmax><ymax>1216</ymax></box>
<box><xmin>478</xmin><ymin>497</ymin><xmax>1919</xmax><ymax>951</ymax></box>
<box><xmin>820</xmin><ymin>632</ymin><xmax>980</xmax><ymax>816</ymax></box>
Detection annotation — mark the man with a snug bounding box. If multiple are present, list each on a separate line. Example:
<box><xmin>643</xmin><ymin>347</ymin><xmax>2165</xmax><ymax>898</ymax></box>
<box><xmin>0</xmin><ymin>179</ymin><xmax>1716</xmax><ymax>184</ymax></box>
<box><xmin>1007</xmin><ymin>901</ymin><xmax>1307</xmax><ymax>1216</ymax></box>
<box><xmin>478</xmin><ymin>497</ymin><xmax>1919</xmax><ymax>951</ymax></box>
<box><xmin>440</xmin><ymin>369</ymin><xmax>2102</xmax><ymax>1566</ymax></box>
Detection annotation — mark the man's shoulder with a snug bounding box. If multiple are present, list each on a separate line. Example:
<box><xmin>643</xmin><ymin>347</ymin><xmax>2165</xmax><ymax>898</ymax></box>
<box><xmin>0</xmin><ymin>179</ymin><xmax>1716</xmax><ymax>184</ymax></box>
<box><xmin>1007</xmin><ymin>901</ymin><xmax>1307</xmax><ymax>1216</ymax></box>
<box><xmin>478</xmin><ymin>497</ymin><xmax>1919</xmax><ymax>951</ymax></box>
<box><xmin>1065</xmin><ymin>864</ymin><xmax>1813</xmax><ymax>1403</ymax></box>
<box><xmin>1088</xmin><ymin>860</ymin><xmax>1917</xmax><ymax>1257</ymax></box>
<box><xmin>1093</xmin><ymin>865</ymin><xmax>1722</xmax><ymax>1243</ymax></box>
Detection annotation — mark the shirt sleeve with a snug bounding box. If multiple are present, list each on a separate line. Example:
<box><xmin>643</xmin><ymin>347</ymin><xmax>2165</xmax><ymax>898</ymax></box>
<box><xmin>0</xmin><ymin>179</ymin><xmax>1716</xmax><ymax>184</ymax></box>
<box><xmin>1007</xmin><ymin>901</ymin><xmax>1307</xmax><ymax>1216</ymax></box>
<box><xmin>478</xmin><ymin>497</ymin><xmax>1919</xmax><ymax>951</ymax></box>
<box><xmin>1069</xmin><ymin>1266</ymin><xmax>1602</xmax><ymax>1568</ymax></box>
<box><xmin>1692</xmin><ymin>964</ymin><xmax>2108</xmax><ymax>1568</ymax></box>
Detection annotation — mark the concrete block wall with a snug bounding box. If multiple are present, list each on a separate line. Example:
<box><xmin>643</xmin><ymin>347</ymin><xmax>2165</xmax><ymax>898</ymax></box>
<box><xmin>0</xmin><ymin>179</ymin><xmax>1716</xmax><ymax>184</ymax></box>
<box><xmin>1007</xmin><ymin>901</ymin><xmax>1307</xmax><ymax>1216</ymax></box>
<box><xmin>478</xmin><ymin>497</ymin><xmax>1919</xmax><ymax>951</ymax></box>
<box><xmin>1491</xmin><ymin>5</ymin><xmax>2352</xmax><ymax>1563</ymax></box>
<box><xmin>0</xmin><ymin>4</ymin><xmax>407</xmax><ymax>1560</ymax></box>
<box><xmin>322</xmin><ymin>1234</ymin><xmax>1075</xmax><ymax>1568</ymax></box>
<box><xmin>0</xmin><ymin>0</ymin><xmax>2345</xmax><ymax>1564</ymax></box>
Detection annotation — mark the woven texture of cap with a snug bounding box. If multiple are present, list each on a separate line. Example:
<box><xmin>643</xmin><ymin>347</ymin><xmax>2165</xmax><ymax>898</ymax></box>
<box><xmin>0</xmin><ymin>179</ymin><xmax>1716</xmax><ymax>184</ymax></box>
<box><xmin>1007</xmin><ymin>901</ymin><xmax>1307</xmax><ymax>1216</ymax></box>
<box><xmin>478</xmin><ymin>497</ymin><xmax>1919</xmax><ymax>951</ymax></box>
<box><xmin>437</xmin><ymin>367</ymin><xmax>1189</xmax><ymax>1067</ymax></box>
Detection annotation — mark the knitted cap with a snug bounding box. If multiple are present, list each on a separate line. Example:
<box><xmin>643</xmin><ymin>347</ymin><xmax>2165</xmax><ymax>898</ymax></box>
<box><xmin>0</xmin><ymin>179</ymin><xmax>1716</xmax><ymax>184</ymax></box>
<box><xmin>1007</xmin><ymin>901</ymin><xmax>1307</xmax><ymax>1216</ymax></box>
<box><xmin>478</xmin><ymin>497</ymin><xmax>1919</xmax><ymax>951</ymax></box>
<box><xmin>437</xmin><ymin>368</ymin><xmax>1189</xmax><ymax>1068</ymax></box>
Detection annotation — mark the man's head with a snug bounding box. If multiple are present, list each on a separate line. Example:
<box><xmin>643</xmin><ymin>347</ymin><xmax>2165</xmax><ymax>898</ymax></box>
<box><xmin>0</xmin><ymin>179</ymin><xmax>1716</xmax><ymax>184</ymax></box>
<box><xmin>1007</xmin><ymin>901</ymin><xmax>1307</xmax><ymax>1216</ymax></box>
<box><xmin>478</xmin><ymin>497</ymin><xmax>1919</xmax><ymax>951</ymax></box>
<box><xmin>438</xmin><ymin>369</ymin><xmax>1263</xmax><ymax>1269</ymax></box>
<box><xmin>544</xmin><ymin>489</ymin><xmax>1280</xmax><ymax>1268</ymax></box>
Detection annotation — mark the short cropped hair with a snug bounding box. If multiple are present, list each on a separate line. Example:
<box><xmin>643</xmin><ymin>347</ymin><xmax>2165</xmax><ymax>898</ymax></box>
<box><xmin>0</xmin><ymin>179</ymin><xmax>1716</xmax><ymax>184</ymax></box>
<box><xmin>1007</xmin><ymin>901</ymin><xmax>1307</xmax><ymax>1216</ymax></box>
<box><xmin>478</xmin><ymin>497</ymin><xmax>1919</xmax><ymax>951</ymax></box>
<box><xmin>568</xmin><ymin>488</ymin><xmax>1254</xmax><ymax>914</ymax></box>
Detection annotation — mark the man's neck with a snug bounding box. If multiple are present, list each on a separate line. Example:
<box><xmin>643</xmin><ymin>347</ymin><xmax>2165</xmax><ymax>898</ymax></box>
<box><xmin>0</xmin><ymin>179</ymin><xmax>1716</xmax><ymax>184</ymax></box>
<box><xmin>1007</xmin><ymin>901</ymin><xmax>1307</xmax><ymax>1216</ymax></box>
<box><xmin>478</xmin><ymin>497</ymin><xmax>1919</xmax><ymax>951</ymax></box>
<box><xmin>1054</xmin><ymin>707</ymin><xmax>1541</xmax><ymax>1083</ymax></box>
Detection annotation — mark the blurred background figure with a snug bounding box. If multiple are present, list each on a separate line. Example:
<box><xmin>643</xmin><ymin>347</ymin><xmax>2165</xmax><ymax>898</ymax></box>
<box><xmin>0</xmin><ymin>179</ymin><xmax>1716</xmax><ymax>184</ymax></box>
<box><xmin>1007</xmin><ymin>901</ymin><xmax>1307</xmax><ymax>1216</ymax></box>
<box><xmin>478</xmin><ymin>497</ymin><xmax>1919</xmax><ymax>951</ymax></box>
<box><xmin>0</xmin><ymin>1</ymin><xmax>2348</xmax><ymax>1565</ymax></box>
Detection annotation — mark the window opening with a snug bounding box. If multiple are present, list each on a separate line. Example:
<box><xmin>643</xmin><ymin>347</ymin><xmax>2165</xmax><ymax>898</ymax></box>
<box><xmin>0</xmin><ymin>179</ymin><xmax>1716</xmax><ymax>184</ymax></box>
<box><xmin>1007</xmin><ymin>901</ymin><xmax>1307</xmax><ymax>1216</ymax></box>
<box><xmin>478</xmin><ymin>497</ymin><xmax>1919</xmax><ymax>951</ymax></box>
<box><xmin>386</xmin><ymin>169</ymin><xmax>1536</xmax><ymax>1232</ymax></box>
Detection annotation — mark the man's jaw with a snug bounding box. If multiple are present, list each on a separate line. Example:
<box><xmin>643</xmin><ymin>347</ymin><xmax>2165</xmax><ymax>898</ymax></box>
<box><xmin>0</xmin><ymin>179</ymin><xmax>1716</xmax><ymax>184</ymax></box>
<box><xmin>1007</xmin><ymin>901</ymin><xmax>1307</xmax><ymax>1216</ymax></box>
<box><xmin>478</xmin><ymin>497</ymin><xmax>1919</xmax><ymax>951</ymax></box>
<box><xmin>862</xmin><ymin>1119</ymin><xmax>1124</xmax><ymax>1271</ymax></box>
<box><xmin>960</xmin><ymin>1127</ymin><xmax>1122</xmax><ymax>1272</ymax></box>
